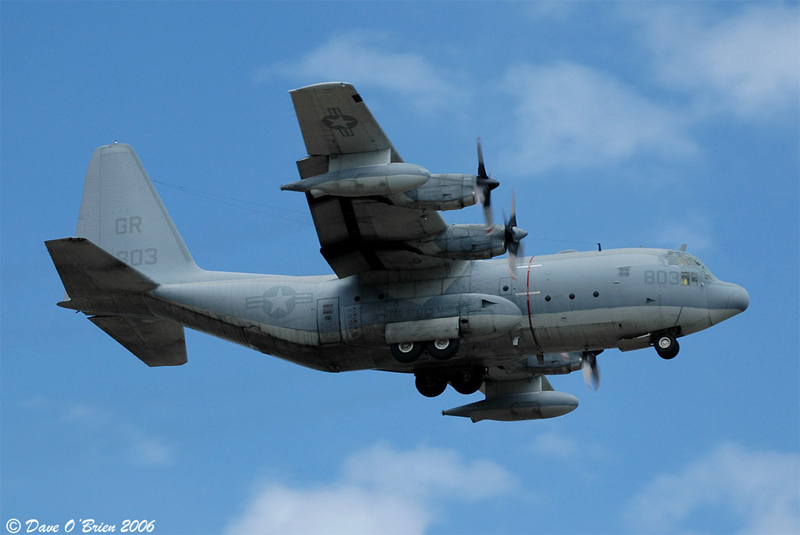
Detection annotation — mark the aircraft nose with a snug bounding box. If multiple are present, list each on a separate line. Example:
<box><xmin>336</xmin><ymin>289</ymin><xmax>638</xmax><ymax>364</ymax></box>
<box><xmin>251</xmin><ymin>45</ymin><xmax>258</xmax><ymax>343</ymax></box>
<box><xmin>728</xmin><ymin>284</ymin><xmax>750</xmax><ymax>313</ymax></box>
<box><xmin>707</xmin><ymin>282</ymin><xmax>749</xmax><ymax>325</ymax></box>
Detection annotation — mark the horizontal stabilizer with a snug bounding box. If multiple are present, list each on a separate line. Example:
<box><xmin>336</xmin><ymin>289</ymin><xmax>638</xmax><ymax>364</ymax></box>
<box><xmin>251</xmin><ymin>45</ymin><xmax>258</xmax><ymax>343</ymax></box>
<box><xmin>46</xmin><ymin>237</ymin><xmax>157</xmax><ymax>314</ymax></box>
<box><xmin>89</xmin><ymin>316</ymin><xmax>187</xmax><ymax>367</ymax></box>
<box><xmin>46</xmin><ymin>237</ymin><xmax>157</xmax><ymax>296</ymax></box>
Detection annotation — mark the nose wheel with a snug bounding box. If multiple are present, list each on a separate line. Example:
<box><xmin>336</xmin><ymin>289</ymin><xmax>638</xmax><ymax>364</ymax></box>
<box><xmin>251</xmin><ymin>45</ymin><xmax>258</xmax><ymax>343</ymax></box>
<box><xmin>655</xmin><ymin>333</ymin><xmax>680</xmax><ymax>359</ymax></box>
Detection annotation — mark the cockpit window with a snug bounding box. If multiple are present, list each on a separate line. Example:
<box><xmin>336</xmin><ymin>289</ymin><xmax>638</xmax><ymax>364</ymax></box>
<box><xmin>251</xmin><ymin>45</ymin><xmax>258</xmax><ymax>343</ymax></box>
<box><xmin>688</xmin><ymin>255</ymin><xmax>716</xmax><ymax>280</ymax></box>
<box><xmin>665</xmin><ymin>251</ymin><xmax>716</xmax><ymax>280</ymax></box>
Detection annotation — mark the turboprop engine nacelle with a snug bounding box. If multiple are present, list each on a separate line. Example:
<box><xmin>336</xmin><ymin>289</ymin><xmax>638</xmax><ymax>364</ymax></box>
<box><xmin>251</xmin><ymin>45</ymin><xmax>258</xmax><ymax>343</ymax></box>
<box><xmin>414</xmin><ymin>223</ymin><xmax>506</xmax><ymax>260</ymax></box>
<box><xmin>387</xmin><ymin>173</ymin><xmax>479</xmax><ymax>211</ymax></box>
<box><xmin>280</xmin><ymin>163</ymin><xmax>431</xmax><ymax>198</ymax></box>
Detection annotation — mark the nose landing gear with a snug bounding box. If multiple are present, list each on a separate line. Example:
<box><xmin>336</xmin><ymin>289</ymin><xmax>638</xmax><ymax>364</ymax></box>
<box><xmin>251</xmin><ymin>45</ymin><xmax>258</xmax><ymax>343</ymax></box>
<box><xmin>654</xmin><ymin>333</ymin><xmax>680</xmax><ymax>360</ymax></box>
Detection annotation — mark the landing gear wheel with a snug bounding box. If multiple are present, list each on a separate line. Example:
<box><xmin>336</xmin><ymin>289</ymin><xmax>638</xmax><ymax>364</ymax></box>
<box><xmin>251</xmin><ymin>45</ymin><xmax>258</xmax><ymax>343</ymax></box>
<box><xmin>391</xmin><ymin>342</ymin><xmax>423</xmax><ymax>363</ymax></box>
<box><xmin>450</xmin><ymin>367</ymin><xmax>485</xmax><ymax>395</ymax></box>
<box><xmin>655</xmin><ymin>334</ymin><xmax>680</xmax><ymax>360</ymax></box>
<box><xmin>427</xmin><ymin>338</ymin><xmax>460</xmax><ymax>360</ymax></box>
<box><xmin>415</xmin><ymin>373</ymin><xmax>448</xmax><ymax>398</ymax></box>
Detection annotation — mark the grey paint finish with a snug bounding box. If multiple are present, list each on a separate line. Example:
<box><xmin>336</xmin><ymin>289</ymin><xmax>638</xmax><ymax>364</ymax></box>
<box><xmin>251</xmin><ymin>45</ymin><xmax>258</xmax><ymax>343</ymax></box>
<box><xmin>47</xmin><ymin>84</ymin><xmax>749</xmax><ymax>422</ymax></box>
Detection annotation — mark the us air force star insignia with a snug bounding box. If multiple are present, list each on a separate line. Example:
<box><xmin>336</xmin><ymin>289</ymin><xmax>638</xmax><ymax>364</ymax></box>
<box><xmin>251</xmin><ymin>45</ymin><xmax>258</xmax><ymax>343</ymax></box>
<box><xmin>246</xmin><ymin>286</ymin><xmax>312</xmax><ymax>319</ymax></box>
<box><xmin>322</xmin><ymin>107</ymin><xmax>358</xmax><ymax>137</ymax></box>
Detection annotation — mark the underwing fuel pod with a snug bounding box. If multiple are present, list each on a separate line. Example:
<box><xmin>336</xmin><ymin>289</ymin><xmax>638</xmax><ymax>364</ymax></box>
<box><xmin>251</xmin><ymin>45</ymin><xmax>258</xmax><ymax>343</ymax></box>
<box><xmin>46</xmin><ymin>82</ymin><xmax>749</xmax><ymax>422</ymax></box>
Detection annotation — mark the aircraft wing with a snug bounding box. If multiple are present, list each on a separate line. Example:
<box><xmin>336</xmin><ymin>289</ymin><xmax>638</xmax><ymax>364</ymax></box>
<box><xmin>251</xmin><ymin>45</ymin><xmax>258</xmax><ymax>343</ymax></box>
<box><xmin>291</xmin><ymin>82</ymin><xmax>403</xmax><ymax>162</ymax></box>
<box><xmin>289</xmin><ymin>82</ymin><xmax>452</xmax><ymax>278</ymax></box>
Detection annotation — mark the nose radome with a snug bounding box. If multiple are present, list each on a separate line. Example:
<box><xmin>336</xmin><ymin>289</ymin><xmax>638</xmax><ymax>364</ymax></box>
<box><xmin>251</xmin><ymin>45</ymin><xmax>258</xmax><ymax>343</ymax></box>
<box><xmin>729</xmin><ymin>284</ymin><xmax>750</xmax><ymax>313</ymax></box>
<box><xmin>707</xmin><ymin>282</ymin><xmax>749</xmax><ymax>325</ymax></box>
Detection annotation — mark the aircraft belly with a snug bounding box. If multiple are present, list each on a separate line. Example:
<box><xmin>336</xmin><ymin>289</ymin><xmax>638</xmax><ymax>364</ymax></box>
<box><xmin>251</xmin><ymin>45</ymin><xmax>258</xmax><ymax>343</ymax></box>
<box><xmin>610</xmin><ymin>304</ymin><xmax>675</xmax><ymax>337</ymax></box>
<box><xmin>529</xmin><ymin>304</ymin><xmax>690</xmax><ymax>353</ymax></box>
<box><xmin>673</xmin><ymin>306</ymin><xmax>713</xmax><ymax>336</ymax></box>
<box><xmin>531</xmin><ymin>309</ymin><xmax>618</xmax><ymax>352</ymax></box>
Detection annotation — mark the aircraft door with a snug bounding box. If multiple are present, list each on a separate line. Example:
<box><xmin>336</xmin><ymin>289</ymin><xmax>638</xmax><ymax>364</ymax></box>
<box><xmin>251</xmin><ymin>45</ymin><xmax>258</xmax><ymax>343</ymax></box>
<box><xmin>317</xmin><ymin>298</ymin><xmax>341</xmax><ymax>344</ymax></box>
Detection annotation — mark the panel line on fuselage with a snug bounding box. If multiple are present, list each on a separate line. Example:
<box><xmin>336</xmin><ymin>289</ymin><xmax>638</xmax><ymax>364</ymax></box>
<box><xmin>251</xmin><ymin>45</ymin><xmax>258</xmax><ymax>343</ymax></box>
<box><xmin>525</xmin><ymin>256</ymin><xmax>543</xmax><ymax>353</ymax></box>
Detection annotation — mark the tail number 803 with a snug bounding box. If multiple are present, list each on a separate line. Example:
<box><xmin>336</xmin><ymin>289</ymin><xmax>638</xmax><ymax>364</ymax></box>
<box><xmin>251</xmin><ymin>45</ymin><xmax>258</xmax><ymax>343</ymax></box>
<box><xmin>116</xmin><ymin>248</ymin><xmax>158</xmax><ymax>266</ymax></box>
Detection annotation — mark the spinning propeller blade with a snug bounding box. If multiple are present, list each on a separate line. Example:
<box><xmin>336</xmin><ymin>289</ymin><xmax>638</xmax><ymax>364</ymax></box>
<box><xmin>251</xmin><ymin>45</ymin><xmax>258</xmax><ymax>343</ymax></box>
<box><xmin>504</xmin><ymin>191</ymin><xmax>527</xmax><ymax>278</ymax></box>
<box><xmin>581</xmin><ymin>352</ymin><xmax>601</xmax><ymax>390</ymax></box>
<box><xmin>474</xmin><ymin>137</ymin><xmax>499</xmax><ymax>229</ymax></box>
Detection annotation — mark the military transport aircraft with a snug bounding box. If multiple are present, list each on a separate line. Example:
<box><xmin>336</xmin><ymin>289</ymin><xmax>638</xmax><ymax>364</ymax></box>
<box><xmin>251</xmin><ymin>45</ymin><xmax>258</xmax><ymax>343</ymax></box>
<box><xmin>46</xmin><ymin>82</ymin><xmax>749</xmax><ymax>422</ymax></box>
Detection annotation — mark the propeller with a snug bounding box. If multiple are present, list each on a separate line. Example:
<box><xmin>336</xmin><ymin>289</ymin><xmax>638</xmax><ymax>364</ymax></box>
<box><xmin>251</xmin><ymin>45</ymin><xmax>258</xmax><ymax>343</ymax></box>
<box><xmin>503</xmin><ymin>192</ymin><xmax>528</xmax><ymax>278</ymax></box>
<box><xmin>474</xmin><ymin>137</ymin><xmax>499</xmax><ymax>228</ymax></box>
<box><xmin>581</xmin><ymin>351</ymin><xmax>601</xmax><ymax>390</ymax></box>
<box><xmin>472</xmin><ymin>138</ymin><xmax>527</xmax><ymax>278</ymax></box>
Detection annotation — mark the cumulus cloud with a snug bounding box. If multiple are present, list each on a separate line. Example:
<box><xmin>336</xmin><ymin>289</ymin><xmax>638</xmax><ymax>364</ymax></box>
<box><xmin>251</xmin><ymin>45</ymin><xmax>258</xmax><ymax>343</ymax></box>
<box><xmin>61</xmin><ymin>402</ymin><xmax>174</xmax><ymax>466</ymax></box>
<box><xmin>624</xmin><ymin>443</ymin><xmax>800</xmax><ymax>534</ymax></box>
<box><xmin>632</xmin><ymin>4</ymin><xmax>800</xmax><ymax>119</ymax></box>
<box><xmin>223</xmin><ymin>443</ymin><xmax>515</xmax><ymax>535</ymax></box>
<box><xmin>256</xmin><ymin>32</ymin><xmax>467</xmax><ymax>112</ymax></box>
<box><xmin>501</xmin><ymin>61</ymin><xmax>697</xmax><ymax>175</ymax></box>
<box><xmin>224</xmin><ymin>485</ymin><xmax>427</xmax><ymax>535</ymax></box>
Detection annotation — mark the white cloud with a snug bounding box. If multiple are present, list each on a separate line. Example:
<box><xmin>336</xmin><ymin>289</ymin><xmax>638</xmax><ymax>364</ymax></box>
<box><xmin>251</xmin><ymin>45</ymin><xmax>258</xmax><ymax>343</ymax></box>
<box><xmin>501</xmin><ymin>61</ymin><xmax>697</xmax><ymax>175</ymax></box>
<box><xmin>223</xmin><ymin>443</ymin><xmax>515</xmax><ymax>535</ymax></box>
<box><xmin>60</xmin><ymin>402</ymin><xmax>174</xmax><ymax>466</ymax></box>
<box><xmin>257</xmin><ymin>32</ymin><xmax>467</xmax><ymax>113</ymax></box>
<box><xmin>624</xmin><ymin>443</ymin><xmax>800</xmax><ymax>534</ymax></box>
<box><xmin>342</xmin><ymin>442</ymin><xmax>514</xmax><ymax>500</ymax></box>
<box><xmin>633</xmin><ymin>4</ymin><xmax>800</xmax><ymax>119</ymax></box>
<box><xmin>224</xmin><ymin>484</ymin><xmax>427</xmax><ymax>535</ymax></box>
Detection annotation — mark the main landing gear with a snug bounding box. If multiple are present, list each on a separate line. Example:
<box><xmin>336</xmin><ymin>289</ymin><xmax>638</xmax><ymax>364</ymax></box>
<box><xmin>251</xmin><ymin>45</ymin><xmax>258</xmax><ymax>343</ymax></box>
<box><xmin>415</xmin><ymin>366</ymin><xmax>484</xmax><ymax>398</ymax></box>
<box><xmin>654</xmin><ymin>333</ymin><xmax>680</xmax><ymax>360</ymax></box>
<box><xmin>390</xmin><ymin>338</ymin><xmax>460</xmax><ymax>363</ymax></box>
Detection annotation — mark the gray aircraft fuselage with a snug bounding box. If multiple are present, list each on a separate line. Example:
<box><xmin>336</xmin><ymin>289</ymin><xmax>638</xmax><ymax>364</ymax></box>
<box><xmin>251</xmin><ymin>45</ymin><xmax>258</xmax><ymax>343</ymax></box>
<box><xmin>146</xmin><ymin>246</ymin><xmax>747</xmax><ymax>374</ymax></box>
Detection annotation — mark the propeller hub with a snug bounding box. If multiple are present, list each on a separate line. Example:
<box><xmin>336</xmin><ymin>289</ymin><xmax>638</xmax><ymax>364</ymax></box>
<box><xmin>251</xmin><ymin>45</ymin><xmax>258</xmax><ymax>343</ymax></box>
<box><xmin>483</xmin><ymin>177</ymin><xmax>499</xmax><ymax>191</ymax></box>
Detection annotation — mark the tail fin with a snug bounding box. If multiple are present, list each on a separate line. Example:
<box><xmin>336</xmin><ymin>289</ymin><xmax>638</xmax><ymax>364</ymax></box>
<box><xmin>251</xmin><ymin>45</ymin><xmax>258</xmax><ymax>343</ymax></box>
<box><xmin>75</xmin><ymin>143</ymin><xmax>198</xmax><ymax>282</ymax></box>
<box><xmin>46</xmin><ymin>143</ymin><xmax>196</xmax><ymax>366</ymax></box>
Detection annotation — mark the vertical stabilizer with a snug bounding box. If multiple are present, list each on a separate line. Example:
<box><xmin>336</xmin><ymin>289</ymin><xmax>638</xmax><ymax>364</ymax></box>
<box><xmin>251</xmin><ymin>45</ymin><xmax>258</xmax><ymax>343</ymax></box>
<box><xmin>76</xmin><ymin>143</ymin><xmax>198</xmax><ymax>282</ymax></box>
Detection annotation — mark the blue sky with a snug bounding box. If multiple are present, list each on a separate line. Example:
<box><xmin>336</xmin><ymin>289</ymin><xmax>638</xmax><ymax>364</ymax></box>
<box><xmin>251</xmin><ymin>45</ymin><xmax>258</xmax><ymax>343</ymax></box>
<box><xmin>2</xmin><ymin>2</ymin><xmax>798</xmax><ymax>534</ymax></box>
